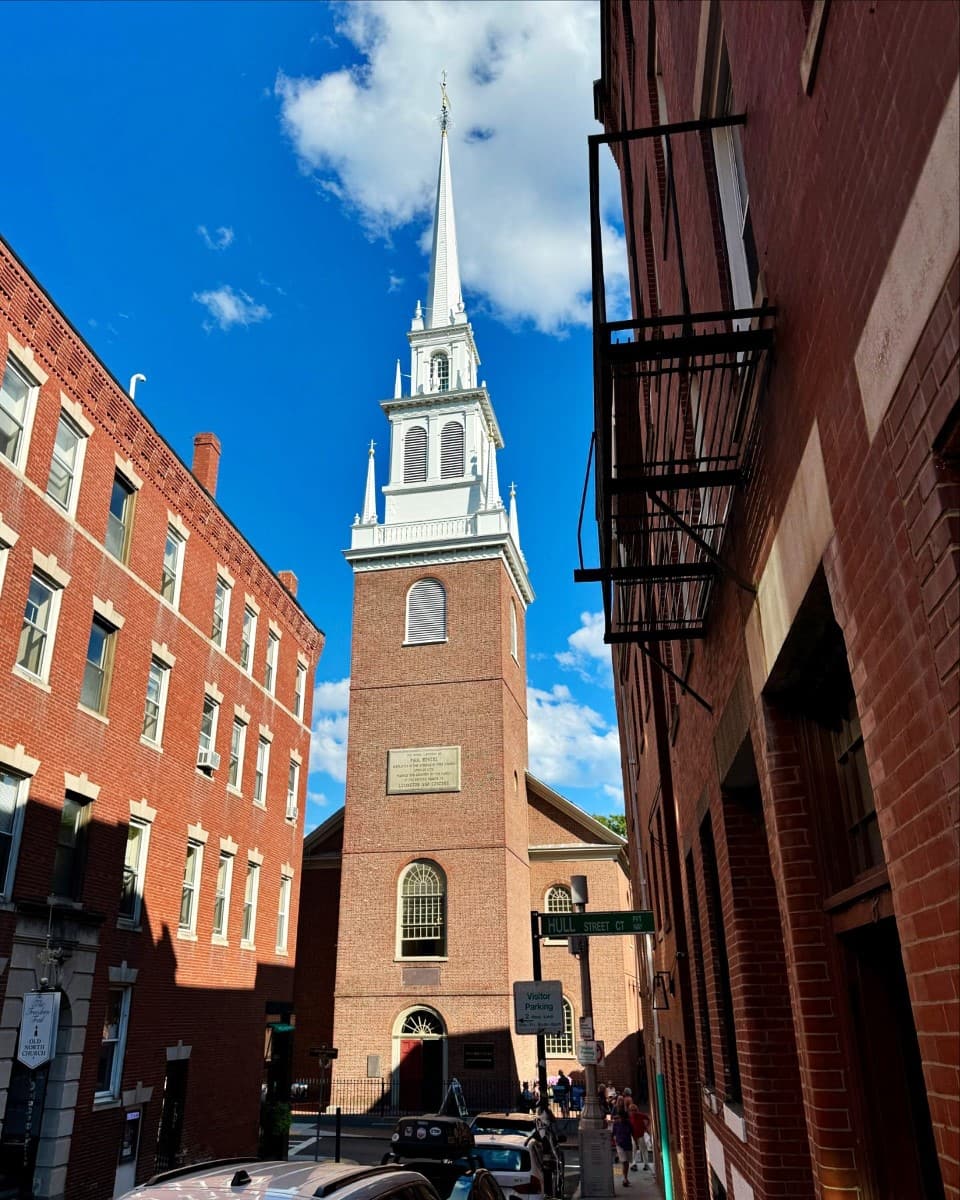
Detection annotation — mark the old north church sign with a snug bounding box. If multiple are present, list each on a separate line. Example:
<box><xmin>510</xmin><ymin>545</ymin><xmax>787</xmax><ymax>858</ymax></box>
<box><xmin>387</xmin><ymin>746</ymin><xmax>461</xmax><ymax>794</ymax></box>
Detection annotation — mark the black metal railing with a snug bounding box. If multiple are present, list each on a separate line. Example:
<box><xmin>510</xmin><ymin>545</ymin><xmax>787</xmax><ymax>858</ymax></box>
<box><xmin>577</xmin><ymin>116</ymin><xmax>776</xmax><ymax>662</ymax></box>
<box><xmin>290</xmin><ymin>1077</ymin><xmax>519</xmax><ymax>1120</ymax></box>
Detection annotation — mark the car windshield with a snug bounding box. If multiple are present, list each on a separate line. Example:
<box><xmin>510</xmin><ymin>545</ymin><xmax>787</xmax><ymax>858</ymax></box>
<box><xmin>471</xmin><ymin>1148</ymin><xmax>529</xmax><ymax>1173</ymax></box>
<box><xmin>471</xmin><ymin>1118</ymin><xmax>533</xmax><ymax>1135</ymax></box>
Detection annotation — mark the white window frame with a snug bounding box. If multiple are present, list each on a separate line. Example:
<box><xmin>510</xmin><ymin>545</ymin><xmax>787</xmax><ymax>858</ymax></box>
<box><xmin>240</xmin><ymin>606</ymin><xmax>257</xmax><ymax>674</ymax></box>
<box><xmin>16</xmin><ymin>571</ymin><xmax>63</xmax><ymax>684</ymax></box>
<box><xmin>544</xmin><ymin>996</ymin><xmax>575</xmax><ymax>1058</ymax></box>
<box><xmin>0</xmin><ymin>354</ymin><xmax>39</xmax><ymax>472</ymax></box>
<box><xmin>212</xmin><ymin>849</ymin><xmax>234</xmax><ymax>941</ymax></box>
<box><xmin>160</xmin><ymin>526</ymin><xmax>185</xmax><ymax>608</ymax></box>
<box><xmin>543</xmin><ymin>884</ymin><xmax>573</xmax><ymax>946</ymax></box>
<box><xmin>241</xmin><ymin>860</ymin><xmax>260</xmax><ymax>948</ymax></box>
<box><xmin>178</xmin><ymin>840</ymin><xmax>203</xmax><ymax>935</ymax></box>
<box><xmin>403</xmin><ymin>426</ymin><xmax>428</xmax><ymax>483</ymax></box>
<box><xmin>46</xmin><ymin>410</ymin><xmax>88</xmax><ymax>516</ymax></box>
<box><xmin>405</xmin><ymin>578</ymin><xmax>447</xmax><ymax>645</ymax></box>
<box><xmin>397</xmin><ymin>860</ymin><xmax>447</xmax><ymax>961</ymax></box>
<box><xmin>198</xmin><ymin>695</ymin><xmax>220</xmax><ymax>759</ymax></box>
<box><xmin>212</xmin><ymin>576</ymin><xmax>231</xmax><ymax>648</ymax></box>
<box><xmin>228</xmin><ymin>717</ymin><xmax>247</xmax><ymax>792</ymax></box>
<box><xmin>286</xmin><ymin>759</ymin><xmax>300</xmax><ymax>821</ymax></box>
<box><xmin>294</xmin><ymin>661</ymin><xmax>307</xmax><ymax>720</ymax></box>
<box><xmin>439</xmin><ymin>420</ymin><xmax>464</xmax><ymax>478</ymax></box>
<box><xmin>119</xmin><ymin>817</ymin><xmax>151</xmax><ymax>927</ymax></box>
<box><xmin>141</xmin><ymin>658</ymin><xmax>170</xmax><ymax>747</ymax></box>
<box><xmin>253</xmin><ymin>737</ymin><xmax>270</xmax><ymax>807</ymax></box>
<box><xmin>265</xmin><ymin>630</ymin><xmax>279</xmax><ymax>695</ymax></box>
<box><xmin>276</xmin><ymin>873</ymin><xmax>292</xmax><ymax>954</ymax></box>
<box><xmin>0</xmin><ymin>768</ymin><xmax>29</xmax><ymax>901</ymax></box>
<box><xmin>95</xmin><ymin>986</ymin><xmax>132</xmax><ymax>1101</ymax></box>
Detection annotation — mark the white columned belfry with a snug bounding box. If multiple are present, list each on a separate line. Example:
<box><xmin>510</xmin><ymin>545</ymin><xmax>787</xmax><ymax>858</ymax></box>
<box><xmin>346</xmin><ymin>78</ymin><xmax>532</xmax><ymax>606</ymax></box>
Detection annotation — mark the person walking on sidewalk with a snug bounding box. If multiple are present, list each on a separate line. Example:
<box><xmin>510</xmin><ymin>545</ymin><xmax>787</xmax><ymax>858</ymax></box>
<box><xmin>625</xmin><ymin>1092</ymin><xmax>651</xmax><ymax>1171</ymax></box>
<box><xmin>611</xmin><ymin>1100</ymin><xmax>634</xmax><ymax>1187</ymax></box>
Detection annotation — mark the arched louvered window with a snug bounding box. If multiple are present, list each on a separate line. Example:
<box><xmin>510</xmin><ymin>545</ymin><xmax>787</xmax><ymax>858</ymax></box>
<box><xmin>510</xmin><ymin>599</ymin><xmax>519</xmax><ymax>660</ymax></box>
<box><xmin>399</xmin><ymin>860</ymin><xmax>447</xmax><ymax>957</ymax></box>
<box><xmin>406</xmin><ymin>579</ymin><xmax>447</xmax><ymax>645</ymax></box>
<box><xmin>432</xmin><ymin>352</ymin><xmax>450</xmax><ymax>392</ymax></box>
<box><xmin>404</xmin><ymin>426</ymin><xmax>428</xmax><ymax>483</ymax></box>
<box><xmin>440</xmin><ymin>421</ymin><xmax>464</xmax><ymax>479</ymax></box>
<box><xmin>545</xmin><ymin>996</ymin><xmax>574</xmax><ymax>1058</ymax></box>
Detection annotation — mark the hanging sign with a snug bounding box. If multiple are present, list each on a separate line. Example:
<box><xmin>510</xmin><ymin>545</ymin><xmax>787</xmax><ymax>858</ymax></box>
<box><xmin>513</xmin><ymin>981</ymin><xmax>564</xmax><ymax>1035</ymax></box>
<box><xmin>17</xmin><ymin>991</ymin><xmax>61</xmax><ymax>1070</ymax></box>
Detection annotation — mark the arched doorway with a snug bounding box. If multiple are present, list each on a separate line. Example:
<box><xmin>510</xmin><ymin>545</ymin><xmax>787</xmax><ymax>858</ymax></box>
<box><xmin>394</xmin><ymin>1007</ymin><xmax>446</xmax><ymax>1114</ymax></box>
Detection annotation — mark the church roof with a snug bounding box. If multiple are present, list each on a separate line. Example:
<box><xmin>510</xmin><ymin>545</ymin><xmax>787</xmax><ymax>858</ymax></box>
<box><xmin>425</xmin><ymin>82</ymin><xmax>464</xmax><ymax>329</ymax></box>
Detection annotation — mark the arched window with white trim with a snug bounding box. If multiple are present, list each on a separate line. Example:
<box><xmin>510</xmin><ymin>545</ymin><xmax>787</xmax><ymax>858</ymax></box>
<box><xmin>399</xmin><ymin>860</ymin><xmax>447</xmax><ymax>958</ymax></box>
<box><xmin>544</xmin><ymin>996</ymin><xmax>574</xmax><ymax>1058</ymax></box>
<box><xmin>432</xmin><ymin>352</ymin><xmax>450</xmax><ymax>392</ymax></box>
<box><xmin>543</xmin><ymin>884</ymin><xmax>572</xmax><ymax>945</ymax></box>
<box><xmin>440</xmin><ymin>421</ymin><xmax>464</xmax><ymax>479</ymax></box>
<box><xmin>406</xmin><ymin>579</ymin><xmax>447</xmax><ymax>645</ymax></box>
<box><xmin>404</xmin><ymin>426</ymin><xmax>428</xmax><ymax>483</ymax></box>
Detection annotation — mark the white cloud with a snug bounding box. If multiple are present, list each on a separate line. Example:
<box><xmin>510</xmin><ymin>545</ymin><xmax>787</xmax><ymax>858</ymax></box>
<box><xmin>310</xmin><ymin>677</ymin><xmax>350</xmax><ymax>782</ymax></box>
<box><xmin>193</xmin><ymin>285</ymin><xmax>270</xmax><ymax>331</ymax></box>
<box><xmin>555</xmin><ymin>611</ymin><xmax>612</xmax><ymax>685</ymax></box>
<box><xmin>197</xmin><ymin>224</ymin><xmax>235</xmax><ymax>251</ymax></box>
<box><xmin>388</xmin><ymin>273</ymin><xmax>405</xmax><ymax>292</ymax></box>
<box><xmin>527</xmin><ymin>683</ymin><xmax>623</xmax><ymax>804</ymax></box>
<box><xmin>275</xmin><ymin>0</ymin><xmax>627</xmax><ymax>333</ymax></box>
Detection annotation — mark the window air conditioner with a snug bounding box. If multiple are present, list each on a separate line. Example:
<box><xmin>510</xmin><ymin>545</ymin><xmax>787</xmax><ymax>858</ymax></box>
<box><xmin>197</xmin><ymin>748</ymin><xmax>221</xmax><ymax>771</ymax></box>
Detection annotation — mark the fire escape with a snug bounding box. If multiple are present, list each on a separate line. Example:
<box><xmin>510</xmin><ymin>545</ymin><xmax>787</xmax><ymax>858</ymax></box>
<box><xmin>576</xmin><ymin>116</ymin><xmax>776</xmax><ymax>709</ymax></box>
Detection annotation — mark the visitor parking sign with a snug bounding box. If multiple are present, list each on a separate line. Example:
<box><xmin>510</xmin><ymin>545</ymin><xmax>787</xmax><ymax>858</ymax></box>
<box><xmin>513</xmin><ymin>981</ymin><xmax>564</xmax><ymax>1035</ymax></box>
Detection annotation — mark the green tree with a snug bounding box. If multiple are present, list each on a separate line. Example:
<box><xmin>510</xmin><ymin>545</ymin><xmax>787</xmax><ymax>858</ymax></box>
<box><xmin>596</xmin><ymin>813</ymin><xmax>627</xmax><ymax>838</ymax></box>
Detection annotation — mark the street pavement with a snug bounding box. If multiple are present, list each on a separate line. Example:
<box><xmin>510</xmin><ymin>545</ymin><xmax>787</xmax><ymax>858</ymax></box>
<box><xmin>289</xmin><ymin>1118</ymin><xmax>662</xmax><ymax>1197</ymax></box>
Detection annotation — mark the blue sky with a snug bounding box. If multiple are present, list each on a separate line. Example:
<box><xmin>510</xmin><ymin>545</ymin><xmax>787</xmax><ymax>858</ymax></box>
<box><xmin>4</xmin><ymin>0</ymin><xmax>629</xmax><ymax>829</ymax></box>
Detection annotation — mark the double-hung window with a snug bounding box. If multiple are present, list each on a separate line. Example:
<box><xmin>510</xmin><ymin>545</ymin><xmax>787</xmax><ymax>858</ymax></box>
<box><xmin>253</xmin><ymin>737</ymin><xmax>270</xmax><ymax>807</ymax></box>
<box><xmin>160</xmin><ymin>527</ymin><xmax>185</xmax><ymax>607</ymax></box>
<box><xmin>51</xmin><ymin>793</ymin><xmax>92</xmax><ymax>901</ymax></box>
<box><xmin>240</xmin><ymin>606</ymin><xmax>256</xmax><ymax>673</ymax></box>
<box><xmin>46</xmin><ymin>412</ymin><xmax>86</xmax><ymax>514</ymax></box>
<box><xmin>198</xmin><ymin>695</ymin><xmax>220</xmax><ymax>772</ymax></box>
<box><xmin>179</xmin><ymin>841</ymin><xmax>203</xmax><ymax>934</ymax></box>
<box><xmin>141</xmin><ymin>659</ymin><xmax>170</xmax><ymax>745</ymax></box>
<box><xmin>265</xmin><ymin>631</ymin><xmax>279</xmax><ymax>695</ymax></box>
<box><xmin>213</xmin><ymin>850</ymin><xmax>233</xmax><ymax>940</ymax></box>
<box><xmin>96</xmin><ymin>987</ymin><xmax>131</xmax><ymax>1100</ymax></box>
<box><xmin>80</xmin><ymin>616</ymin><xmax>117</xmax><ymax>714</ymax></box>
<box><xmin>276</xmin><ymin>874</ymin><xmax>292</xmax><ymax>953</ymax></box>
<box><xmin>241</xmin><ymin>861</ymin><xmax>260</xmax><ymax>947</ymax></box>
<box><xmin>228</xmin><ymin>718</ymin><xmax>247</xmax><ymax>791</ymax></box>
<box><xmin>286</xmin><ymin>759</ymin><xmax>300</xmax><ymax>821</ymax></box>
<box><xmin>119</xmin><ymin>819</ymin><xmax>150</xmax><ymax>924</ymax></box>
<box><xmin>105</xmin><ymin>473</ymin><xmax>136</xmax><ymax>562</ymax></box>
<box><xmin>294</xmin><ymin>661</ymin><xmax>307</xmax><ymax>719</ymax></box>
<box><xmin>0</xmin><ymin>769</ymin><xmax>29</xmax><ymax>899</ymax></box>
<box><xmin>212</xmin><ymin>576</ymin><xmax>231</xmax><ymax>648</ymax></box>
<box><xmin>17</xmin><ymin>573</ymin><xmax>62</xmax><ymax>682</ymax></box>
<box><xmin>0</xmin><ymin>356</ymin><xmax>36</xmax><ymax>468</ymax></box>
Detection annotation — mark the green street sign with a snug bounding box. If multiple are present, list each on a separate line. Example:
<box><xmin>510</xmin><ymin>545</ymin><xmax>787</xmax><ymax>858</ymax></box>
<box><xmin>539</xmin><ymin>910</ymin><xmax>655</xmax><ymax>938</ymax></box>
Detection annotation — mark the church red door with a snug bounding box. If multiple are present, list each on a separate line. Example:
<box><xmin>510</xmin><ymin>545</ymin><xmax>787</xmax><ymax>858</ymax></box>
<box><xmin>398</xmin><ymin>1039</ymin><xmax>423</xmax><ymax>1112</ymax></box>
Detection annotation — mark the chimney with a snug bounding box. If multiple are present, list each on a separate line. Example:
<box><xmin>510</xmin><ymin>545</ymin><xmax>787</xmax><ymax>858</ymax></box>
<box><xmin>278</xmin><ymin>570</ymin><xmax>298</xmax><ymax>597</ymax></box>
<box><xmin>192</xmin><ymin>433</ymin><xmax>221</xmax><ymax>496</ymax></box>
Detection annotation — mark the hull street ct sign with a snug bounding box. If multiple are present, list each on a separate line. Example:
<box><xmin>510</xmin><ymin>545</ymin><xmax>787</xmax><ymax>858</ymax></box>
<box><xmin>539</xmin><ymin>910</ymin><xmax>655</xmax><ymax>939</ymax></box>
<box><xmin>513</xmin><ymin>981</ymin><xmax>564</xmax><ymax>1035</ymax></box>
<box><xmin>17</xmin><ymin>991</ymin><xmax>61</xmax><ymax>1070</ymax></box>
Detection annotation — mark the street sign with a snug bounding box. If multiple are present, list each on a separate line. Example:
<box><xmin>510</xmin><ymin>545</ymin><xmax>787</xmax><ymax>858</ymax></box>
<box><xmin>17</xmin><ymin>991</ymin><xmax>60</xmax><ymax>1069</ymax></box>
<box><xmin>576</xmin><ymin>1040</ymin><xmax>599</xmax><ymax>1065</ymax></box>
<box><xmin>513</xmin><ymin>980</ymin><xmax>564</xmax><ymax>1035</ymax></box>
<box><xmin>579</xmin><ymin>1016</ymin><xmax>594</xmax><ymax>1040</ymax></box>
<box><xmin>539</xmin><ymin>910</ymin><xmax>655</xmax><ymax>939</ymax></box>
<box><xmin>310</xmin><ymin>1045</ymin><xmax>338</xmax><ymax>1068</ymax></box>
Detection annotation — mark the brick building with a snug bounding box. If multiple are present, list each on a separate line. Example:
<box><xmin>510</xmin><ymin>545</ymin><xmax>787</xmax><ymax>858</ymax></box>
<box><xmin>293</xmin><ymin>93</ymin><xmax>641</xmax><ymax>1113</ymax></box>
<box><xmin>579</xmin><ymin>3</ymin><xmax>959</xmax><ymax>1199</ymax></box>
<box><xmin>0</xmin><ymin>236</ymin><xmax>323</xmax><ymax>1197</ymax></box>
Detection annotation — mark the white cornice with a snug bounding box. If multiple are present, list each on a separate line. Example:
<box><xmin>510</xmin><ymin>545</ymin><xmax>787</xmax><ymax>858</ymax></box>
<box><xmin>382</xmin><ymin>386</ymin><xmax>503</xmax><ymax>449</ymax></box>
<box><xmin>345</xmin><ymin>535</ymin><xmax>534</xmax><ymax>605</ymax></box>
<box><xmin>528</xmin><ymin>844</ymin><xmax>624</xmax><ymax>863</ymax></box>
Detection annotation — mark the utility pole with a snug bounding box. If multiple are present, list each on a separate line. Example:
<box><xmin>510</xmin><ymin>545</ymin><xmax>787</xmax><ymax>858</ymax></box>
<box><xmin>571</xmin><ymin>875</ymin><xmax>614</xmax><ymax>1199</ymax></box>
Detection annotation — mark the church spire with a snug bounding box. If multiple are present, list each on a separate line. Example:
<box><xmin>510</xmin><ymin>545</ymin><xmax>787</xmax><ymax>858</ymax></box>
<box><xmin>361</xmin><ymin>440</ymin><xmax>378</xmax><ymax>525</ymax></box>
<box><xmin>425</xmin><ymin>73</ymin><xmax>465</xmax><ymax>329</ymax></box>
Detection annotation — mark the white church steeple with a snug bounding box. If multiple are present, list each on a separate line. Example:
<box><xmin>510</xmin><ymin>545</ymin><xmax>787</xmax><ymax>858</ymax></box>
<box><xmin>346</xmin><ymin>79</ymin><xmax>532</xmax><ymax>607</ymax></box>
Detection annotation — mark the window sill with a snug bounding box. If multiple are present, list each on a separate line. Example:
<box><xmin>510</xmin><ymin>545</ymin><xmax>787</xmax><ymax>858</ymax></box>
<box><xmin>284</xmin><ymin>814</ymin><xmax>297</xmax><ymax>825</ymax></box>
<box><xmin>77</xmin><ymin>702</ymin><xmax>109</xmax><ymax>725</ymax></box>
<box><xmin>93</xmin><ymin>1096</ymin><xmax>121</xmax><ymax>1111</ymax></box>
<box><xmin>47</xmin><ymin>894</ymin><xmax>83</xmax><ymax>911</ymax></box>
<box><xmin>723</xmin><ymin>1102</ymin><xmax>747</xmax><ymax>1142</ymax></box>
<box><xmin>275</xmin><ymin>948</ymin><xmax>289</xmax><ymax>957</ymax></box>
<box><xmin>211</xmin><ymin>935</ymin><xmax>229</xmax><ymax>947</ymax></box>
<box><xmin>402</xmin><ymin>639</ymin><xmax>448</xmax><ymax>648</ymax></box>
<box><xmin>11</xmin><ymin>665</ymin><xmax>52</xmax><ymax>693</ymax></box>
<box><xmin>253</xmin><ymin>800</ymin><xmax>267</xmax><ymax>810</ymax></box>
<box><xmin>116</xmin><ymin>918</ymin><xmax>142</xmax><ymax>933</ymax></box>
<box><xmin>176</xmin><ymin>929</ymin><xmax>197</xmax><ymax>942</ymax></box>
<box><xmin>139</xmin><ymin>736</ymin><xmax>162</xmax><ymax>753</ymax></box>
<box><xmin>395</xmin><ymin>956</ymin><xmax>448</xmax><ymax>963</ymax></box>
<box><xmin>227</xmin><ymin>785</ymin><xmax>242</xmax><ymax>798</ymax></box>
<box><xmin>240</xmin><ymin>940</ymin><xmax>256</xmax><ymax>951</ymax></box>
<box><xmin>195</xmin><ymin>768</ymin><xmax>214</xmax><ymax>781</ymax></box>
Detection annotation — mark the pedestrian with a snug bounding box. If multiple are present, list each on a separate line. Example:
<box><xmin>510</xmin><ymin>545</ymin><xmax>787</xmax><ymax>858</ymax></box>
<box><xmin>571</xmin><ymin>1081</ymin><xmax>585</xmax><ymax>1114</ymax></box>
<box><xmin>597</xmin><ymin>1083</ymin><xmax>608</xmax><ymax>1114</ymax></box>
<box><xmin>519</xmin><ymin>1081</ymin><xmax>535</xmax><ymax>1113</ymax></box>
<box><xmin>605</xmin><ymin>1081</ymin><xmax>619</xmax><ymax>1109</ymax></box>
<box><xmin>610</xmin><ymin>1099</ymin><xmax>634</xmax><ymax>1187</ymax></box>
<box><xmin>624</xmin><ymin>1092</ymin><xmax>651</xmax><ymax>1172</ymax></box>
<box><xmin>553</xmin><ymin>1070</ymin><xmax>571</xmax><ymax>1117</ymax></box>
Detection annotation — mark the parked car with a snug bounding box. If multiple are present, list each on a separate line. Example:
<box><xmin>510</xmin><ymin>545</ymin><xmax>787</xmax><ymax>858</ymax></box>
<box><xmin>469</xmin><ymin>1113</ymin><xmax>565</xmax><ymax>1198</ymax></box>
<box><xmin>129</xmin><ymin>1159</ymin><xmax>444</xmax><ymax>1200</ymax></box>
<box><xmin>469</xmin><ymin>1133</ymin><xmax>547</xmax><ymax>1200</ymax></box>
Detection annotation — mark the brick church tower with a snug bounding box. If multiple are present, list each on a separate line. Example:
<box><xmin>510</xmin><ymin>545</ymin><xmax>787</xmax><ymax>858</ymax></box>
<box><xmin>333</xmin><ymin>85</ymin><xmax>537</xmax><ymax>1110</ymax></box>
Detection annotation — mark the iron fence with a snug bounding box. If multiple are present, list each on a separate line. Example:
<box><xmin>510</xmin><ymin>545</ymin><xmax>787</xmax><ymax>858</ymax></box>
<box><xmin>290</xmin><ymin>1077</ymin><xmax>519</xmax><ymax>1119</ymax></box>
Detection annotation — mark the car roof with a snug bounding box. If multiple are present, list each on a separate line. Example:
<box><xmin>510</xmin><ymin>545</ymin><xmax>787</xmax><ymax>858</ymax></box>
<box><xmin>472</xmin><ymin>1113</ymin><xmax>535</xmax><ymax>1123</ymax></box>
<box><xmin>135</xmin><ymin>1161</ymin><xmax>438</xmax><ymax>1198</ymax></box>
<box><xmin>471</xmin><ymin>1134</ymin><xmax>532</xmax><ymax>1149</ymax></box>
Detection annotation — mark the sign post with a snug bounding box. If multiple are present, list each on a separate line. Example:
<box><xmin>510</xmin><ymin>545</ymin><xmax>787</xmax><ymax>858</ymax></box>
<box><xmin>309</xmin><ymin>1046</ymin><xmax>338</xmax><ymax>1161</ymax></box>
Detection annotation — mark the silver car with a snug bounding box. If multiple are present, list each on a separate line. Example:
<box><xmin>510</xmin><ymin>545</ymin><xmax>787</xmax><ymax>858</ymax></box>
<box><xmin>129</xmin><ymin>1159</ymin><xmax>445</xmax><ymax>1200</ymax></box>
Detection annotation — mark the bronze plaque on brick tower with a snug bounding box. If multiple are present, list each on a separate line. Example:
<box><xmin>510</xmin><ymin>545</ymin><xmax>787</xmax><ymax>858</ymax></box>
<box><xmin>387</xmin><ymin>746</ymin><xmax>461</xmax><ymax>794</ymax></box>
